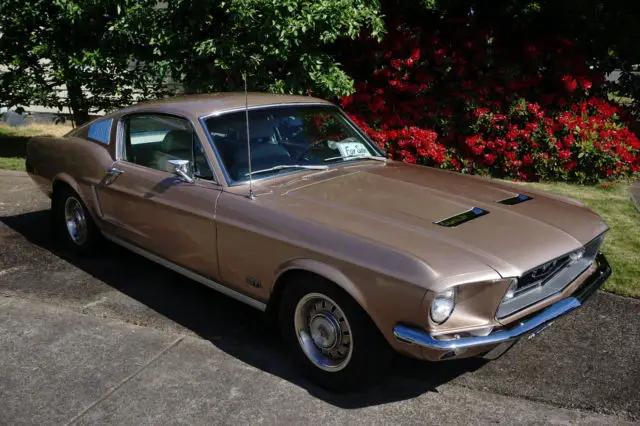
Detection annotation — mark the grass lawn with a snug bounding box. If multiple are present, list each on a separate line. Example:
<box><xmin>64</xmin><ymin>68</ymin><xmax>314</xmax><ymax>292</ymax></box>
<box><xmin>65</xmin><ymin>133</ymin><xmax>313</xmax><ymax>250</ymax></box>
<box><xmin>0</xmin><ymin>157</ymin><xmax>26</xmax><ymax>170</ymax></box>
<box><xmin>0</xmin><ymin>123</ymin><xmax>70</xmax><ymax>138</ymax></box>
<box><xmin>0</xmin><ymin>124</ymin><xmax>638</xmax><ymax>297</ymax></box>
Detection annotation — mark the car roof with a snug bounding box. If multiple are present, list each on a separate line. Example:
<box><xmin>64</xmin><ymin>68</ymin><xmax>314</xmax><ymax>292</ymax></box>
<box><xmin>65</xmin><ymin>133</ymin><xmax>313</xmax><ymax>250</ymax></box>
<box><xmin>115</xmin><ymin>93</ymin><xmax>334</xmax><ymax>120</ymax></box>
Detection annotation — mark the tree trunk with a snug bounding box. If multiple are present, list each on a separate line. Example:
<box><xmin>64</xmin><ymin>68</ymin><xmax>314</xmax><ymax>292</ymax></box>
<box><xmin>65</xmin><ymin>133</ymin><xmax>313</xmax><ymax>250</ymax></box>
<box><xmin>66</xmin><ymin>81</ymin><xmax>90</xmax><ymax>126</ymax></box>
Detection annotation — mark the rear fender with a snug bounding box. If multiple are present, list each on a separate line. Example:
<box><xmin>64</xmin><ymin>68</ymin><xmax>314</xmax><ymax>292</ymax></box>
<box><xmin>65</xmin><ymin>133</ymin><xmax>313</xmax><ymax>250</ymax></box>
<box><xmin>52</xmin><ymin>173</ymin><xmax>100</xmax><ymax>223</ymax></box>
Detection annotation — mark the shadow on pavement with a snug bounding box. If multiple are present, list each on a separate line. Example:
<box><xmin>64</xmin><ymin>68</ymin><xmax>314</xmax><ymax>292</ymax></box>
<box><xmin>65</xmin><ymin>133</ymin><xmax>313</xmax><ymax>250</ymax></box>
<box><xmin>1</xmin><ymin>209</ymin><xmax>486</xmax><ymax>408</ymax></box>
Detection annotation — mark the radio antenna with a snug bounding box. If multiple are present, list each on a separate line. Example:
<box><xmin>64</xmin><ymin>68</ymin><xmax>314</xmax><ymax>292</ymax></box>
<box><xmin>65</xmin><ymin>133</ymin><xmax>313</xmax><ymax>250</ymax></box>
<box><xmin>244</xmin><ymin>72</ymin><xmax>255</xmax><ymax>200</ymax></box>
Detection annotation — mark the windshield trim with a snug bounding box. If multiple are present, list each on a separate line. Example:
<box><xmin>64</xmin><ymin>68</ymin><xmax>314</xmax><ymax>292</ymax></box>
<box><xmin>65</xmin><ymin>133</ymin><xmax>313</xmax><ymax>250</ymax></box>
<box><xmin>199</xmin><ymin>102</ymin><xmax>333</xmax><ymax>119</ymax></box>
<box><xmin>198</xmin><ymin>103</ymin><xmax>385</xmax><ymax>187</ymax></box>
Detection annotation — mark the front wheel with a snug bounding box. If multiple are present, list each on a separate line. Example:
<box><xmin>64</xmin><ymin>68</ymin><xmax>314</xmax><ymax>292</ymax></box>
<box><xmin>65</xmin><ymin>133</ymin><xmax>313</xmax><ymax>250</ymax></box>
<box><xmin>279</xmin><ymin>275</ymin><xmax>391</xmax><ymax>390</ymax></box>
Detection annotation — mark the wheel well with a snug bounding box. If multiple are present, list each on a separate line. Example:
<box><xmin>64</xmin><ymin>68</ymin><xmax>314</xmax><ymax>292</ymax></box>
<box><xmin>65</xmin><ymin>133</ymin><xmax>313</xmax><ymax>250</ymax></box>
<box><xmin>51</xmin><ymin>180</ymin><xmax>92</xmax><ymax>220</ymax></box>
<box><xmin>267</xmin><ymin>268</ymin><xmax>369</xmax><ymax>321</ymax></box>
<box><xmin>51</xmin><ymin>180</ymin><xmax>73</xmax><ymax>209</ymax></box>
<box><xmin>52</xmin><ymin>179</ymin><xmax>73</xmax><ymax>198</ymax></box>
<box><xmin>267</xmin><ymin>269</ymin><xmax>341</xmax><ymax>319</ymax></box>
<box><xmin>267</xmin><ymin>267</ymin><xmax>392</xmax><ymax>351</ymax></box>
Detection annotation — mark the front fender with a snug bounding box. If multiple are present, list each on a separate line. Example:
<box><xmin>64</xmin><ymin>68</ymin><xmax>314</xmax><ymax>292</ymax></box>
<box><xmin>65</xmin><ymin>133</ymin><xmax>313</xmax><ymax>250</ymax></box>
<box><xmin>272</xmin><ymin>257</ymin><xmax>430</xmax><ymax>357</ymax></box>
<box><xmin>273</xmin><ymin>258</ymin><xmax>367</xmax><ymax>310</ymax></box>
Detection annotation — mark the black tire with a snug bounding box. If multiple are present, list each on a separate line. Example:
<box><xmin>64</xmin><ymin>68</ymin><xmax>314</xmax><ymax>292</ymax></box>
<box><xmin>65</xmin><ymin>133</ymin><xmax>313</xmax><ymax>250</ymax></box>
<box><xmin>279</xmin><ymin>274</ymin><xmax>392</xmax><ymax>391</ymax></box>
<box><xmin>52</xmin><ymin>186</ymin><xmax>101</xmax><ymax>254</ymax></box>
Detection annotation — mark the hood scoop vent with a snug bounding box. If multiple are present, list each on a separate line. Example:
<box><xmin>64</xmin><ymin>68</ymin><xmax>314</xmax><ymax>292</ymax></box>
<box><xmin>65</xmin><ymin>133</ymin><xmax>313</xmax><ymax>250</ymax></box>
<box><xmin>496</xmin><ymin>194</ymin><xmax>532</xmax><ymax>205</ymax></box>
<box><xmin>434</xmin><ymin>207</ymin><xmax>489</xmax><ymax>228</ymax></box>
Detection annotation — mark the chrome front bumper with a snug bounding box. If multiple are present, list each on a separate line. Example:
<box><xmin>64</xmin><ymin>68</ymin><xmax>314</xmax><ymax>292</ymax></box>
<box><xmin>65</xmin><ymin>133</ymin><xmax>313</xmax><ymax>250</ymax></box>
<box><xmin>393</xmin><ymin>253</ymin><xmax>611</xmax><ymax>355</ymax></box>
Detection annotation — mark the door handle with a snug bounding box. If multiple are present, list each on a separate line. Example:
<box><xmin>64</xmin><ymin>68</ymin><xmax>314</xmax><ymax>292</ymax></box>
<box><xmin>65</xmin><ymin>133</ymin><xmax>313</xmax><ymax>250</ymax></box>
<box><xmin>103</xmin><ymin>167</ymin><xmax>124</xmax><ymax>186</ymax></box>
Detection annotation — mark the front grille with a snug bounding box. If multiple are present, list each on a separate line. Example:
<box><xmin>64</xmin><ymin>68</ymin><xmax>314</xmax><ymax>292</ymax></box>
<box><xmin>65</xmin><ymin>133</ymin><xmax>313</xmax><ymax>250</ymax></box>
<box><xmin>496</xmin><ymin>233</ymin><xmax>605</xmax><ymax>319</ymax></box>
<box><xmin>514</xmin><ymin>254</ymin><xmax>571</xmax><ymax>296</ymax></box>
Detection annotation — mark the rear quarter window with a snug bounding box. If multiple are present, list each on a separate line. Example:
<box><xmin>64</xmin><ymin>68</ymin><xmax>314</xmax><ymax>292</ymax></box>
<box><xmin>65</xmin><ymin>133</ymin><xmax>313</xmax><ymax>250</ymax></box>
<box><xmin>87</xmin><ymin>118</ymin><xmax>113</xmax><ymax>144</ymax></box>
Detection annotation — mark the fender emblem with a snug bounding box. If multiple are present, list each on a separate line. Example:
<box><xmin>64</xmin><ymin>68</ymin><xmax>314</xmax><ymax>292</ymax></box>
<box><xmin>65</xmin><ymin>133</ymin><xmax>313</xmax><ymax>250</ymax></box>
<box><xmin>246</xmin><ymin>277</ymin><xmax>262</xmax><ymax>288</ymax></box>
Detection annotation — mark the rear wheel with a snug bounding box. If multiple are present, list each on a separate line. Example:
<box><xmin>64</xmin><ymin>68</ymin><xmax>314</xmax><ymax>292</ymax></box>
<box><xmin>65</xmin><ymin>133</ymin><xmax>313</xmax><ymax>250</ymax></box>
<box><xmin>52</xmin><ymin>186</ymin><xmax>101</xmax><ymax>254</ymax></box>
<box><xmin>279</xmin><ymin>275</ymin><xmax>391</xmax><ymax>390</ymax></box>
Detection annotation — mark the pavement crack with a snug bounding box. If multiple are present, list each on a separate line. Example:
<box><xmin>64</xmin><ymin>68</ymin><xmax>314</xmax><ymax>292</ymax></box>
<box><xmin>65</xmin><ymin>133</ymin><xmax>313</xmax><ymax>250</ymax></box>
<box><xmin>64</xmin><ymin>336</ymin><xmax>184</xmax><ymax>425</ymax></box>
<box><xmin>80</xmin><ymin>297</ymin><xmax>108</xmax><ymax>310</ymax></box>
<box><xmin>0</xmin><ymin>265</ymin><xmax>25</xmax><ymax>277</ymax></box>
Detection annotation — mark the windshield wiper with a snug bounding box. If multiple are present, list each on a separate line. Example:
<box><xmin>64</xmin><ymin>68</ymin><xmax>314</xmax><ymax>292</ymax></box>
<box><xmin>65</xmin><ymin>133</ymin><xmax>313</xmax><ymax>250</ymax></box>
<box><xmin>246</xmin><ymin>164</ymin><xmax>329</xmax><ymax>177</ymax></box>
<box><xmin>324</xmin><ymin>154</ymin><xmax>387</xmax><ymax>163</ymax></box>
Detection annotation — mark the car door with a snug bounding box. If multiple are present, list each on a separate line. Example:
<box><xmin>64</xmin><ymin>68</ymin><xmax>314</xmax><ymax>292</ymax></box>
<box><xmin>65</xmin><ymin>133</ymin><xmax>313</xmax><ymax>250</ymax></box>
<box><xmin>96</xmin><ymin>113</ymin><xmax>222</xmax><ymax>281</ymax></box>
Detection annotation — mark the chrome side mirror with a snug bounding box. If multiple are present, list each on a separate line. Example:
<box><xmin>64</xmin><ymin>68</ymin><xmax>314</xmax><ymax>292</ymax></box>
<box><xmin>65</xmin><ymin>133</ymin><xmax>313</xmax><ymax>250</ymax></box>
<box><xmin>168</xmin><ymin>159</ymin><xmax>194</xmax><ymax>183</ymax></box>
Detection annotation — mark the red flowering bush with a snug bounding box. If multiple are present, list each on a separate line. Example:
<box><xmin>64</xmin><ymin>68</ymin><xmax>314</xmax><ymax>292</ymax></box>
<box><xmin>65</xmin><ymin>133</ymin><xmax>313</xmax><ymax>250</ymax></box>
<box><xmin>339</xmin><ymin>14</ymin><xmax>640</xmax><ymax>183</ymax></box>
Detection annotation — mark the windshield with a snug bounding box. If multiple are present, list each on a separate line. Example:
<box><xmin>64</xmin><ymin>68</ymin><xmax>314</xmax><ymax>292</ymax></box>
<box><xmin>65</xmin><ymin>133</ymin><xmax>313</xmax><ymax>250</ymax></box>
<box><xmin>203</xmin><ymin>105</ymin><xmax>383</xmax><ymax>183</ymax></box>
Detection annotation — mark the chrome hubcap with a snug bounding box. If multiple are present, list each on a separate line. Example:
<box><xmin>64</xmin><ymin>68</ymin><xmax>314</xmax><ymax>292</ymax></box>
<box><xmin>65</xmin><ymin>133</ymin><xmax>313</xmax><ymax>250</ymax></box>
<box><xmin>64</xmin><ymin>196</ymin><xmax>87</xmax><ymax>245</ymax></box>
<box><xmin>294</xmin><ymin>293</ymin><xmax>353</xmax><ymax>372</ymax></box>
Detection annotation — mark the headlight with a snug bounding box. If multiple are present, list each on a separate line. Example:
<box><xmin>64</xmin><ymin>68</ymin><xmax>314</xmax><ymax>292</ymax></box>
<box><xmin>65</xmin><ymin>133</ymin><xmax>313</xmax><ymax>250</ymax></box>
<box><xmin>430</xmin><ymin>288</ymin><xmax>456</xmax><ymax>324</ymax></box>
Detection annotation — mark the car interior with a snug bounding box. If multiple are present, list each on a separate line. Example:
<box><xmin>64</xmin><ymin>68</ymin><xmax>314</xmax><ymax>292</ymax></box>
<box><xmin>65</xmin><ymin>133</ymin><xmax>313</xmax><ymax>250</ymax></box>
<box><xmin>206</xmin><ymin>108</ymin><xmax>352</xmax><ymax>182</ymax></box>
<box><xmin>213</xmin><ymin>118</ymin><xmax>295</xmax><ymax>181</ymax></box>
<box><xmin>123</xmin><ymin>115</ymin><xmax>214</xmax><ymax>180</ymax></box>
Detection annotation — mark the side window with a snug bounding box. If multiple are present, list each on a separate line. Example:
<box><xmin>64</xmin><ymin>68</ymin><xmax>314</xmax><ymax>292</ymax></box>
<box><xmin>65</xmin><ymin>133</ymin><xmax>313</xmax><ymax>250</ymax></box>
<box><xmin>193</xmin><ymin>138</ymin><xmax>214</xmax><ymax>180</ymax></box>
<box><xmin>88</xmin><ymin>118</ymin><xmax>113</xmax><ymax>144</ymax></box>
<box><xmin>123</xmin><ymin>114</ymin><xmax>213</xmax><ymax>179</ymax></box>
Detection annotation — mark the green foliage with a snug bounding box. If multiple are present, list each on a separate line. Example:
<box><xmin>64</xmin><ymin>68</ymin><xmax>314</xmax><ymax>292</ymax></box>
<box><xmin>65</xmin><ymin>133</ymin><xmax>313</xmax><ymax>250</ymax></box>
<box><xmin>2</xmin><ymin>0</ymin><xmax>640</xmax><ymax>125</ymax></box>
<box><xmin>0</xmin><ymin>0</ymin><xmax>170</xmax><ymax>124</ymax></box>
<box><xmin>151</xmin><ymin>0</ymin><xmax>384</xmax><ymax>97</ymax></box>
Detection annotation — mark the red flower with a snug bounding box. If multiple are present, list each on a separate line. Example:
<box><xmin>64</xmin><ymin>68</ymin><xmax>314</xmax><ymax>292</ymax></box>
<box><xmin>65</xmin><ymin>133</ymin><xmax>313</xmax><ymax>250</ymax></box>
<box><xmin>399</xmin><ymin>150</ymin><xmax>417</xmax><ymax>164</ymax></box>
<box><xmin>450</xmin><ymin>158</ymin><xmax>462</xmax><ymax>170</ymax></box>
<box><xmin>390</xmin><ymin>59</ymin><xmax>403</xmax><ymax>70</ymax></box>
<box><xmin>340</xmin><ymin>20</ymin><xmax>639</xmax><ymax>184</ymax></box>
<box><xmin>410</xmin><ymin>48</ymin><xmax>421</xmax><ymax>62</ymax></box>
<box><xmin>484</xmin><ymin>153</ymin><xmax>497</xmax><ymax>165</ymax></box>
<box><xmin>473</xmin><ymin>107</ymin><xmax>490</xmax><ymax>118</ymax></box>
<box><xmin>577</xmin><ymin>76</ymin><xmax>592</xmax><ymax>91</ymax></box>
<box><xmin>340</xmin><ymin>95</ymin><xmax>353</xmax><ymax>109</ymax></box>
<box><xmin>558</xmin><ymin>150</ymin><xmax>572</xmax><ymax>161</ymax></box>
<box><xmin>561</xmin><ymin>75</ymin><xmax>578</xmax><ymax>92</ymax></box>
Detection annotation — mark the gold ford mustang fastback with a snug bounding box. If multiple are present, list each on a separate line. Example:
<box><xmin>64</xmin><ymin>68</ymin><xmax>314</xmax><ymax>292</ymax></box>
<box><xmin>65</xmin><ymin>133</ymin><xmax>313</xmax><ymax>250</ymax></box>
<box><xmin>26</xmin><ymin>93</ymin><xmax>611</xmax><ymax>390</ymax></box>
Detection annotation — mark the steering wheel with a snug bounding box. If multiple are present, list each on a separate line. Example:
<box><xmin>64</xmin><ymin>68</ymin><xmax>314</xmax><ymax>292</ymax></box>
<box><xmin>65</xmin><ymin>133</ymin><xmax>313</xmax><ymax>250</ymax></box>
<box><xmin>293</xmin><ymin>139</ymin><xmax>328</xmax><ymax>162</ymax></box>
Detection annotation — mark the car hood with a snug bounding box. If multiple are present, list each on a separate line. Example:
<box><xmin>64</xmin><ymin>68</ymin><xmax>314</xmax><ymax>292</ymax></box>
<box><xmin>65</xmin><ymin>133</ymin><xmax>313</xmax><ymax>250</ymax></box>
<box><xmin>261</xmin><ymin>162</ymin><xmax>608</xmax><ymax>280</ymax></box>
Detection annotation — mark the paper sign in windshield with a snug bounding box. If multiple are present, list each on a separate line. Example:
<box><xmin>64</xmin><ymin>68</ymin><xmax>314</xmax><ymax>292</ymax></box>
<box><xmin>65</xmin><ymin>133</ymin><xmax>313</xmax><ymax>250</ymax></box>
<box><xmin>335</xmin><ymin>141</ymin><xmax>370</xmax><ymax>158</ymax></box>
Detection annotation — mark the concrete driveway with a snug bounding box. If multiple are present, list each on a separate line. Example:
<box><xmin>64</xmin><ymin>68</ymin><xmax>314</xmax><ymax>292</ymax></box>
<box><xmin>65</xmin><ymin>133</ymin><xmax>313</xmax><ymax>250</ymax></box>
<box><xmin>1</xmin><ymin>170</ymin><xmax>639</xmax><ymax>425</ymax></box>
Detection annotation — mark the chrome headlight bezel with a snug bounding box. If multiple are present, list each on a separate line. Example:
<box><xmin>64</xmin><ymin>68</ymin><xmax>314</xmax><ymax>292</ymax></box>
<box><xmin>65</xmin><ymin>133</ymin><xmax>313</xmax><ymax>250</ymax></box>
<box><xmin>502</xmin><ymin>278</ymin><xmax>519</xmax><ymax>301</ymax></box>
